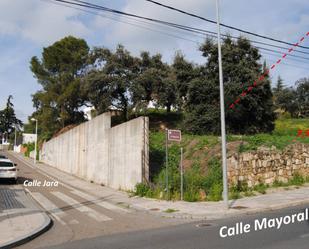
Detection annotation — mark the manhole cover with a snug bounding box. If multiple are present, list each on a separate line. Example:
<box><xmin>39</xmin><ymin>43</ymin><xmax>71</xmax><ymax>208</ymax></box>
<box><xmin>231</xmin><ymin>206</ymin><xmax>248</xmax><ymax>210</ymax></box>
<box><xmin>196</xmin><ymin>223</ymin><xmax>213</xmax><ymax>228</ymax></box>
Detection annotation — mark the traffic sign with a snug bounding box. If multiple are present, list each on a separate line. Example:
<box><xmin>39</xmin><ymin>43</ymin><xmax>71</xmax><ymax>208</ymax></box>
<box><xmin>167</xmin><ymin>129</ymin><xmax>181</xmax><ymax>142</ymax></box>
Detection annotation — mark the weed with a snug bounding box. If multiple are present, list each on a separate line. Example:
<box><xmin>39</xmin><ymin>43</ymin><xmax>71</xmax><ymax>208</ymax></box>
<box><xmin>134</xmin><ymin>183</ymin><xmax>151</xmax><ymax>197</ymax></box>
<box><xmin>288</xmin><ymin>173</ymin><xmax>305</xmax><ymax>186</ymax></box>
<box><xmin>164</xmin><ymin>208</ymin><xmax>179</xmax><ymax>213</ymax></box>
<box><xmin>253</xmin><ymin>183</ymin><xmax>268</xmax><ymax>194</ymax></box>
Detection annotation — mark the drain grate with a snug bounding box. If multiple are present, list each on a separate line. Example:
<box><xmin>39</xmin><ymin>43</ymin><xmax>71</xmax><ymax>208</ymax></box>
<box><xmin>196</xmin><ymin>223</ymin><xmax>213</xmax><ymax>228</ymax></box>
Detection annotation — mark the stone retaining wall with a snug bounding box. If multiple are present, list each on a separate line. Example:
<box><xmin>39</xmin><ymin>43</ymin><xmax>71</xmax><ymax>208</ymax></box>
<box><xmin>227</xmin><ymin>143</ymin><xmax>309</xmax><ymax>187</ymax></box>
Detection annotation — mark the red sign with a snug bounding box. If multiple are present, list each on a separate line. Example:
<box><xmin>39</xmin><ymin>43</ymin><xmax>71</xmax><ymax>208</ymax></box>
<box><xmin>167</xmin><ymin>129</ymin><xmax>181</xmax><ymax>142</ymax></box>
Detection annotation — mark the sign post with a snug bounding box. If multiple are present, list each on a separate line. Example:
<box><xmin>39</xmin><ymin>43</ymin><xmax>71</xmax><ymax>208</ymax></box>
<box><xmin>165</xmin><ymin>129</ymin><xmax>169</xmax><ymax>200</ymax></box>
<box><xmin>180</xmin><ymin>147</ymin><xmax>184</xmax><ymax>201</ymax></box>
<box><xmin>165</xmin><ymin>129</ymin><xmax>182</xmax><ymax>201</ymax></box>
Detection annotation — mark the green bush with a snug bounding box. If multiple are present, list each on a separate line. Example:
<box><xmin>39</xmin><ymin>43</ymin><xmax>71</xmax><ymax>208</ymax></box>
<box><xmin>208</xmin><ymin>183</ymin><xmax>223</xmax><ymax>201</ymax></box>
<box><xmin>134</xmin><ymin>183</ymin><xmax>151</xmax><ymax>197</ymax></box>
<box><xmin>23</xmin><ymin>143</ymin><xmax>35</xmax><ymax>158</ymax></box>
<box><xmin>288</xmin><ymin>173</ymin><xmax>305</xmax><ymax>186</ymax></box>
<box><xmin>253</xmin><ymin>183</ymin><xmax>268</xmax><ymax>194</ymax></box>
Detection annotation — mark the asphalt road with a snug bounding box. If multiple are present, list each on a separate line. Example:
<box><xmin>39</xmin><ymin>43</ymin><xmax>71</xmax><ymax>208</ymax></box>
<box><xmin>0</xmin><ymin>152</ymin><xmax>184</xmax><ymax>249</ymax></box>
<box><xmin>44</xmin><ymin>204</ymin><xmax>309</xmax><ymax>249</ymax></box>
<box><xmin>2</xmin><ymin>152</ymin><xmax>309</xmax><ymax>249</ymax></box>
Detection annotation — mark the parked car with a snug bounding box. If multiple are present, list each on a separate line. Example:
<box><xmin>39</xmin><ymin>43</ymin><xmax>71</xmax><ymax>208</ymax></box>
<box><xmin>0</xmin><ymin>154</ymin><xmax>7</xmax><ymax>159</ymax></box>
<box><xmin>0</xmin><ymin>159</ymin><xmax>18</xmax><ymax>183</ymax></box>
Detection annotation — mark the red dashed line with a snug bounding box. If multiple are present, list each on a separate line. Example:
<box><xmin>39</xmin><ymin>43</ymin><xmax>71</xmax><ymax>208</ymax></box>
<box><xmin>241</xmin><ymin>91</ymin><xmax>247</xmax><ymax>97</ymax></box>
<box><xmin>228</xmin><ymin>32</ymin><xmax>308</xmax><ymax>110</ymax></box>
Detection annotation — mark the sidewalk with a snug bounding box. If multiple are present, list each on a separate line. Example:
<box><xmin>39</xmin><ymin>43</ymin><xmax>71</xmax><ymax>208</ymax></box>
<box><xmin>0</xmin><ymin>185</ymin><xmax>52</xmax><ymax>249</ymax></box>
<box><xmin>11</xmin><ymin>151</ymin><xmax>309</xmax><ymax>220</ymax></box>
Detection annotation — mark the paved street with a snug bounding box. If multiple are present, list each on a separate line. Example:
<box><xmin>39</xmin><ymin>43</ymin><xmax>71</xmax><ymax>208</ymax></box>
<box><xmin>44</xmin><ymin>204</ymin><xmax>309</xmax><ymax>249</ymax></box>
<box><xmin>1</xmin><ymin>152</ymin><xmax>309</xmax><ymax>249</ymax></box>
<box><xmin>0</xmin><ymin>152</ymin><xmax>184</xmax><ymax>249</ymax></box>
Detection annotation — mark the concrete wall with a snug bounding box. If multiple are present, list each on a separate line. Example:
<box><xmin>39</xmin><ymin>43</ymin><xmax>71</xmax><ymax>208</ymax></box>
<box><xmin>40</xmin><ymin>113</ymin><xmax>149</xmax><ymax>190</ymax></box>
<box><xmin>227</xmin><ymin>143</ymin><xmax>309</xmax><ymax>187</ymax></box>
<box><xmin>0</xmin><ymin>144</ymin><xmax>9</xmax><ymax>151</ymax></box>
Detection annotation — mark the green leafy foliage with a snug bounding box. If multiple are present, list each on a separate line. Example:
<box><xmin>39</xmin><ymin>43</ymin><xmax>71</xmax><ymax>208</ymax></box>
<box><xmin>30</xmin><ymin>36</ymin><xmax>90</xmax><ymax>140</ymax></box>
<box><xmin>184</xmin><ymin>37</ymin><xmax>275</xmax><ymax>135</ymax></box>
<box><xmin>0</xmin><ymin>95</ymin><xmax>22</xmax><ymax>140</ymax></box>
<box><xmin>134</xmin><ymin>183</ymin><xmax>151</xmax><ymax>197</ymax></box>
<box><xmin>274</xmin><ymin>77</ymin><xmax>309</xmax><ymax>118</ymax></box>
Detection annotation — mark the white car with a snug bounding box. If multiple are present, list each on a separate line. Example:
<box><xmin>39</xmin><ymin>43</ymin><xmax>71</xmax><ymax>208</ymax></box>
<box><xmin>0</xmin><ymin>158</ymin><xmax>18</xmax><ymax>182</ymax></box>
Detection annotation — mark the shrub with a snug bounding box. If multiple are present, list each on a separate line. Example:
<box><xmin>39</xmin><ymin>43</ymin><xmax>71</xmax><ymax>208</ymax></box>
<box><xmin>288</xmin><ymin>173</ymin><xmax>305</xmax><ymax>186</ymax></box>
<box><xmin>134</xmin><ymin>183</ymin><xmax>151</xmax><ymax>197</ymax></box>
<box><xmin>208</xmin><ymin>183</ymin><xmax>223</xmax><ymax>201</ymax></box>
<box><xmin>253</xmin><ymin>183</ymin><xmax>267</xmax><ymax>194</ymax></box>
<box><xmin>23</xmin><ymin>143</ymin><xmax>35</xmax><ymax>157</ymax></box>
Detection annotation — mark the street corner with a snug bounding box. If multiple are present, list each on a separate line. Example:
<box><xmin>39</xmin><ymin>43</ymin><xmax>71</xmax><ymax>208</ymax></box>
<box><xmin>0</xmin><ymin>185</ymin><xmax>52</xmax><ymax>249</ymax></box>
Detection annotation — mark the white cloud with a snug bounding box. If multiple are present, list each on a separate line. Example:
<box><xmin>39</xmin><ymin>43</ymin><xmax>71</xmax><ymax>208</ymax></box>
<box><xmin>0</xmin><ymin>0</ymin><xmax>89</xmax><ymax>45</ymax></box>
<box><xmin>100</xmin><ymin>0</ymin><xmax>215</xmax><ymax>61</ymax></box>
<box><xmin>0</xmin><ymin>0</ymin><xmax>309</xmax><ymax>119</ymax></box>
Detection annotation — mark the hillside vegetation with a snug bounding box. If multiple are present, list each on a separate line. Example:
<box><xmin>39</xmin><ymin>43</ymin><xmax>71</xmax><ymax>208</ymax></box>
<box><xmin>134</xmin><ymin>113</ymin><xmax>309</xmax><ymax>201</ymax></box>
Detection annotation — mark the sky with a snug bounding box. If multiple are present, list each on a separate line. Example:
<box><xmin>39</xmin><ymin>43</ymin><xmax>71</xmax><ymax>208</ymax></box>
<box><xmin>0</xmin><ymin>0</ymin><xmax>308</xmax><ymax>122</ymax></box>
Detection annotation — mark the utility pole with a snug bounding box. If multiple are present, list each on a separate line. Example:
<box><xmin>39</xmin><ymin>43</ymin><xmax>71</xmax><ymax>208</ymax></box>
<box><xmin>215</xmin><ymin>0</ymin><xmax>229</xmax><ymax>209</ymax></box>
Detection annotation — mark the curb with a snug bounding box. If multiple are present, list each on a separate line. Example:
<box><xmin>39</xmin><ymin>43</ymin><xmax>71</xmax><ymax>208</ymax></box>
<box><xmin>129</xmin><ymin>198</ymin><xmax>309</xmax><ymax>221</ymax></box>
<box><xmin>0</xmin><ymin>190</ymin><xmax>53</xmax><ymax>249</ymax></box>
<box><xmin>9</xmin><ymin>152</ymin><xmax>309</xmax><ymax>222</ymax></box>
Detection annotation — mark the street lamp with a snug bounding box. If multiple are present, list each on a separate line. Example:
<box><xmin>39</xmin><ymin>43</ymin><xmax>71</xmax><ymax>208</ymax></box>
<box><xmin>31</xmin><ymin>118</ymin><xmax>38</xmax><ymax>165</ymax></box>
<box><xmin>215</xmin><ymin>0</ymin><xmax>229</xmax><ymax>209</ymax></box>
<box><xmin>13</xmin><ymin>124</ymin><xmax>17</xmax><ymax>151</ymax></box>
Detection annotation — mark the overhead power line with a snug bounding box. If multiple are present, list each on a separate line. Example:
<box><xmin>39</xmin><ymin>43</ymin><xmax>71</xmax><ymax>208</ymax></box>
<box><xmin>145</xmin><ymin>0</ymin><xmax>309</xmax><ymax>50</ymax></box>
<box><xmin>47</xmin><ymin>0</ymin><xmax>309</xmax><ymax>62</ymax></box>
<box><xmin>63</xmin><ymin>0</ymin><xmax>309</xmax><ymax>51</ymax></box>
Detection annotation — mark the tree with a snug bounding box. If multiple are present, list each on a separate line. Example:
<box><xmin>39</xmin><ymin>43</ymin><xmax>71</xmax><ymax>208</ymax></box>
<box><xmin>131</xmin><ymin>52</ymin><xmax>168</xmax><ymax>113</ymax></box>
<box><xmin>0</xmin><ymin>95</ymin><xmax>23</xmax><ymax>139</ymax></box>
<box><xmin>84</xmin><ymin>45</ymin><xmax>140</xmax><ymax>120</ymax></box>
<box><xmin>273</xmin><ymin>76</ymin><xmax>285</xmax><ymax>95</ymax></box>
<box><xmin>295</xmin><ymin>78</ymin><xmax>309</xmax><ymax>117</ymax></box>
<box><xmin>276</xmin><ymin>87</ymin><xmax>298</xmax><ymax>118</ymax></box>
<box><xmin>155</xmin><ymin>69</ymin><xmax>177</xmax><ymax>112</ymax></box>
<box><xmin>184</xmin><ymin>37</ymin><xmax>275</xmax><ymax>134</ymax></box>
<box><xmin>30</xmin><ymin>36</ymin><xmax>90</xmax><ymax>138</ymax></box>
<box><xmin>273</xmin><ymin>76</ymin><xmax>285</xmax><ymax>109</ymax></box>
<box><xmin>84</xmin><ymin>46</ymin><xmax>179</xmax><ymax>118</ymax></box>
<box><xmin>172</xmin><ymin>52</ymin><xmax>198</xmax><ymax>110</ymax></box>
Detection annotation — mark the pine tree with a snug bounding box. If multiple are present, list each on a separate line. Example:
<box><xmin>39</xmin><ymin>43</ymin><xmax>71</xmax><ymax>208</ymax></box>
<box><xmin>273</xmin><ymin>76</ymin><xmax>285</xmax><ymax>95</ymax></box>
<box><xmin>0</xmin><ymin>95</ymin><xmax>23</xmax><ymax>136</ymax></box>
